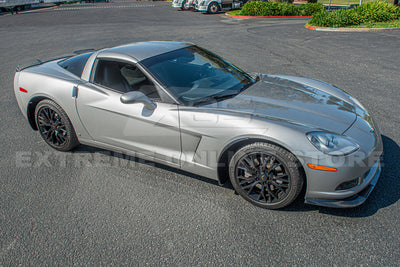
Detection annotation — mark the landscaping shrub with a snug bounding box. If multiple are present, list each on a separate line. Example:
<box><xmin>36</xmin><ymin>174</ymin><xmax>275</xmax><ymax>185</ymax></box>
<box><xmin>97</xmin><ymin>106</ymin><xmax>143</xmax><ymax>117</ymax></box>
<box><xmin>298</xmin><ymin>3</ymin><xmax>325</xmax><ymax>16</ymax></box>
<box><xmin>240</xmin><ymin>1</ymin><xmax>324</xmax><ymax>16</ymax></box>
<box><xmin>308</xmin><ymin>1</ymin><xmax>400</xmax><ymax>27</ymax></box>
<box><xmin>308</xmin><ymin>9</ymin><xmax>364</xmax><ymax>27</ymax></box>
<box><xmin>356</xmin><ymin>1</ymin><xmax>400</xmax><ymax>22</ymax></box>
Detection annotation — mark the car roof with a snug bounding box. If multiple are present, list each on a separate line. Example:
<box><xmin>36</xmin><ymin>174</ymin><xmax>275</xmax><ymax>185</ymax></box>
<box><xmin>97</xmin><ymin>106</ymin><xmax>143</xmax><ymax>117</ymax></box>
<box><xmin>97</xmin><ymin>41</ymin><xmax>193</xmax><ymax>62</ymax></box>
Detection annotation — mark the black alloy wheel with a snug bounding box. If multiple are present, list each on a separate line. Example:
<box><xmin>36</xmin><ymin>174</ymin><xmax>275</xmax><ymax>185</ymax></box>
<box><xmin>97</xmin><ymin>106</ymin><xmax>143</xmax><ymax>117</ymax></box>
<box><xmin>229</xmin><ymin>142</ymin><xmax>303</xmax><ymax>209</ymax></box>
<box><xmin>35</xmin><ymin>99</ymin><xmax>79</xmax><ymax>151</ymax></box>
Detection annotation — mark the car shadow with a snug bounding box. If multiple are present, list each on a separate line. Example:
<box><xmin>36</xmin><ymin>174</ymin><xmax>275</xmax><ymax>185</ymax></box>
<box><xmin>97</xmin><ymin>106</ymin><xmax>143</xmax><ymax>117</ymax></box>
<box><xmin>281</xmin><ymin>135</ymin><xmax>400</xmax><ymax>217</ymax></box>
<box><xmin>73</xmin><ymin>134</ymin><xmax>399</xmax><ymax>217</ymax></box>
<box><xmin>72</xmin><ymin>145</ymin><xmax>223</xmax><ymax>187</ymax></box>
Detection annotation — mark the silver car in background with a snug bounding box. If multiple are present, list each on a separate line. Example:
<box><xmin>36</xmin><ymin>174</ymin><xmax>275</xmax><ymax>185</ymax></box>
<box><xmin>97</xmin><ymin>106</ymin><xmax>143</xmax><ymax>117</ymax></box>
<box><xmin>14</xmin><ymin>41</ymin><xmax>382</xmax><ymax>209</ymax></box>
<box><xmin>172</xmin><ymin>0</ymin><xmax>195</xmax><ymax>10</ymax></box>
<box><xmin>194</xmin><ymin>0</ymin><xmax>244</xmax><ymax>14</ymax></box>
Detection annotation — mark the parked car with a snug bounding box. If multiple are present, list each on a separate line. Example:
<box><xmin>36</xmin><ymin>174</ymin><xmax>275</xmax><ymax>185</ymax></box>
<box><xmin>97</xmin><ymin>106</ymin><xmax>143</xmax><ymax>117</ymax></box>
<box><xmin>172</xmin><ymin>0</ymin><xmax>195</xmax><ymax>10</ymax></box>
<box><xmin>14</xmin><ymin>41</ymin><xmax>382</xmax><ymax>209</ymax></box>
<box><xmin>194</xmin><ymin>0</ymin><xmax>245</xmax><ymax>14</ymax></box>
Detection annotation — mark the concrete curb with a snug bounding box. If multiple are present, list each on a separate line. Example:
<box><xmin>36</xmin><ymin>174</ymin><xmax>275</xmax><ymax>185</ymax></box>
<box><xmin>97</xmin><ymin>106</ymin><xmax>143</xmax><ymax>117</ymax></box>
<box><xmin>226</xmin><ymin>13</ymin><xmax>311</xmax><ymax>19</ymax></box>
<box><xmin>305</xmin><ymin>24</ymin><xmax>400</xmax><ymax>32</ymax></box>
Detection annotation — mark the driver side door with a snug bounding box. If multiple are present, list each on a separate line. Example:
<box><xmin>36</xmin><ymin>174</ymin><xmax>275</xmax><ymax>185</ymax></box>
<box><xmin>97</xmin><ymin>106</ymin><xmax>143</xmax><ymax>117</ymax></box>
<box><xmin>76</xmin><ymin>58</ymin><xmax>182</xmax><ymax>165</ymax></box>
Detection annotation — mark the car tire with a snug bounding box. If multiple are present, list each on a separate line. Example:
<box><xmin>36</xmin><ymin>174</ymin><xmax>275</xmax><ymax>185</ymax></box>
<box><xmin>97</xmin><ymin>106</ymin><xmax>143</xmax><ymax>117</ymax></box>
<box><xmin>35</xmin><ymin>99</ymin><xmax>80</xmax><ymax>151</ymax></box>
<box><xmin>207</xmin><ymin>2</ymin><xmax>219</xmax><ymax>14</ymax></box>
<box><xmin>181</xmin><ymin>0</ymin><xmax>188</xmax><ymax>10</ymax></box>
<box><xmin>229</xmin><ymin>142</ymin><xmax>304</xmax><ymax>209</ymax></box>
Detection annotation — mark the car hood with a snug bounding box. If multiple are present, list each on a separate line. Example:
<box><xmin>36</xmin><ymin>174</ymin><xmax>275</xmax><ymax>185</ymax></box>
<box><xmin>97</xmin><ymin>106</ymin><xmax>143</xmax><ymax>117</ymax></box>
<box><xmin>203</xmin><ymin>74</ymin><xmax>357</xmax><ymax>134</ymax></box>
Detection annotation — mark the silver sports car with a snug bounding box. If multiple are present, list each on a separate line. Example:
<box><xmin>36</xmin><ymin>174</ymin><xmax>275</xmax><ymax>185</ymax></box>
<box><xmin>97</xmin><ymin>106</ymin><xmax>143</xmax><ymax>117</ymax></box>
<box><xmin>14</xmin><ymin>41</ymin><xmax>382</xmax><ymax>209</ymax></box>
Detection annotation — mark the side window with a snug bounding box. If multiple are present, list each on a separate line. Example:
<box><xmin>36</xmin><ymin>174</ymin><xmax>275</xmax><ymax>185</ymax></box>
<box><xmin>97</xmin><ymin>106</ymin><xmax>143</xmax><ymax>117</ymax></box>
<box><xmin>92</xmin><ymin>59</ymin><xmax>160</xmax><ymax>101</ymax></box>
<box><xmin>58</xmin><ymin>52</ymin><xmax>93</xmax><ymax>77</ymax></box>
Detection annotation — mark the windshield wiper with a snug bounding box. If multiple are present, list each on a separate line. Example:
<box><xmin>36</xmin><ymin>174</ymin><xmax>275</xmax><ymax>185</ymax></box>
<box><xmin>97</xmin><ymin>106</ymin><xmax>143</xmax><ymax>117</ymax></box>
<box><xmin>237</xmin><ymin>79</ymin><xmax>256</xmax><ymax>94</ymax></box>
<box><xmin>249</xmin><ymin>73</ymin><xmax>260</xmax><ymax>82</ymax></box>
<box><xmin>193</xmin><ymin>93</ymin><xmax>239</xmax><ymax>106</ymax></box>
<box><xmin>192</xmin><ymin>77</ymin><xmax>257</xmax><ymax>106</ymax></box>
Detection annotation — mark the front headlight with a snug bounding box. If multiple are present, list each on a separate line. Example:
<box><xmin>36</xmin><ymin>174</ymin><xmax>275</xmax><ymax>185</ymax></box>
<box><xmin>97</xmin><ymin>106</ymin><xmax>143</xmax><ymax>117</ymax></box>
<box><xmin>306</xmin><ymin>132</ymin><xmax>359</xmax><ymax>156</ymax></box>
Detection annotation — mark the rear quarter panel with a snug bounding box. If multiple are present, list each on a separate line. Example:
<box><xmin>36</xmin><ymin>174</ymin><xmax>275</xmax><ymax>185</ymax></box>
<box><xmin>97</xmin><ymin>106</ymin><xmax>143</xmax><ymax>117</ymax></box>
<box><xmin>14</xmin><ymin>61</ymin><xmax>91</xmax><ymax>140</ymax></box>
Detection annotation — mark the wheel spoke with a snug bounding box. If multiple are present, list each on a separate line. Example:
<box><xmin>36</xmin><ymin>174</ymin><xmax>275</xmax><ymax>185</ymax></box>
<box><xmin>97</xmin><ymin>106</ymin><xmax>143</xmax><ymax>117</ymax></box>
<box><xmin>238</xmin><ymin>162</ymin><xmax>252</xmax><ymax>174</ymax></box>
<box><xmin>46</xmin><ymin>129</ymin><xmax>54</xmax><ymax>140</ymax></box>
<box><xmin>38</xmin><ymin>106</ymin><xmax>68</xmax><ymax>147</ymax></box>
<box><xmin>266</xmin><ymin>185</ymin><xmax>278</xmax><ymax>200</ymax></box>
<box><xmin>274</xmin><ymin>174</ymin><xmax>289</xmax><ymax>183</ymax></box>
<box><xmin>59</xmin><ymin>128</ymin><xmax>67</xmax><ymax>135</ymax></box>
<box><xmin>267</xmin><ymin>163</ymin><xmax>282</xmax><ymax>173</ymax></box>
<box><xmin>251</xmin><ymin>154</ymin><xmax>260</xmax><ymax>169</ymax></box>
<box><xmin>243</xmin><ymin>181</ymin><xmax>259</xmax><ymax>195</ymax></box>
<box><xmin>270</xmin><ymin>181</ymin><xmax>287</xmax><ymax>193</ymax></box>
<box><xmin>42</xmin><ymin>108</ymin><xmax>51</xmax><ymax>121</ymax></box>
<box><xmin>42</xmin><ymin>129</ymin><xmax>50</xmax><ymax>139</ymax></box>
<box><xmin>39</xmin><ymin>122</ymin><xmax>51</xmax><ymax>127</ymax></box>
<box><xmin>260</xmin><ymin>154</ymin><xmax>268</xmax><ymax>170</ymax></box>
<box><xmin>258</xmin><ymin>184</ymin><xmax>266</xmax><ymax>200</ymax></box>
<box><xmin>49</xmin><ymin>109</ymin><xmax>55</xmax><ymax>121</ymax></box>
<box><xmin>244</xmin><ymin>156</ymin><xmax>256</xmax><ymax>170</ymax></box>
<box><xmin>38</xmin><ymin>115</ymin><xmax>50</xmax><ymax>124</ymax></box>
<box><xmin>240</xmin><ymin>158</ymin><xmax>255</xmax><ymax>174</ymax></box>
<box><xmin>238</xmin><ymin>175</ymin><xmax>256</xmax><ymax>185</ymax></box>
<box><xmin>55</xmin><ymin>132</ymin><xmax>65</xmax><ymax>144</ymax></box>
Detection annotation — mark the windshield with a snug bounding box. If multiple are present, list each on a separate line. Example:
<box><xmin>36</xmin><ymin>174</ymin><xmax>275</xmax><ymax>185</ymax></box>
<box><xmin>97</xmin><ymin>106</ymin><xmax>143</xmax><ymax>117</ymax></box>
<box><xmin>140</xmin><ymin>46</ymin><xmax>254</xmax><ymax>105</ymax></box>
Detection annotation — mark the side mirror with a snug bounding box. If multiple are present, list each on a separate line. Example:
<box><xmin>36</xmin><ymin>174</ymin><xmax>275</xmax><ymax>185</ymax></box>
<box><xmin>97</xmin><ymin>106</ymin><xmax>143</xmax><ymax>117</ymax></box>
<box><xmin>120</xmin><ymin>91</ymin><xmax>157</xmax><ymax>110</ymax></box>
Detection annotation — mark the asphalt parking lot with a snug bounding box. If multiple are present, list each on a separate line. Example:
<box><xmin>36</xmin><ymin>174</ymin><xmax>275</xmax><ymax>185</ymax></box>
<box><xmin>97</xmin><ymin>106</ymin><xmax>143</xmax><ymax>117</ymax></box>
<box><xmin>1</xmin><ymin>1</ymin><xmax>400</xmax><ymax>265</ymax></box>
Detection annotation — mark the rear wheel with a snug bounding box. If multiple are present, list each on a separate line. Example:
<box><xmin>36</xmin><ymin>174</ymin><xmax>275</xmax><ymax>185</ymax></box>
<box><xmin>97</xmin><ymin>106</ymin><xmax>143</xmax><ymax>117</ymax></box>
<box><xmin>229</xmin><ymin>142</ymin><xmax>303</xmax><ymax>209</ymax></box>
<box><xmin>207</xmin><ymin>2</ymin><xmax>219</xmax><ymax>14</ymax></box>
<box><xmin>35</xmin><ymin>99</ymin><xmax>79</xmax><ymax>151</ymax></box>
<box><xmin>181</xmin><ymin>0</ymin><xmax>188</xmax><ymax>10</ymax></box>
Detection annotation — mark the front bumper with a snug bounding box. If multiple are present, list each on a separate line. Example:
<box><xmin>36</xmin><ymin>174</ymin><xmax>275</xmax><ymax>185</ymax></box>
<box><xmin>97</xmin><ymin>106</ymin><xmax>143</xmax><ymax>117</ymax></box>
<box><xmin>195</xmin><ymin>4</ymin><xmax>207</xmax><ymax>11</ymax></box>
<box><xmin>303</xmin><ymin>115</ymin><xmax>383</xmax><ymax>208</ymax></box>
<box><xmin>172</xmin><ymin>0</ymin><xmax>182</xmax><ymax>8</ymax></box>
<box><xmin>305</xmin><ymin>159</ymin><xmax>381</xmax><ymax>208</ymax></box>
<box><xmin>172</xmin><ymin>3</ymin><xmax>181</xmax><ymax>8</ymax></box>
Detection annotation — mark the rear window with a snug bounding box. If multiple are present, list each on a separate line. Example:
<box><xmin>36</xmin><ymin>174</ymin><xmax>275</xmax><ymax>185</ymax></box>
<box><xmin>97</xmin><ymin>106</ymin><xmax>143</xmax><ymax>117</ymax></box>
<box><xmin>58</xmin><ymin>52</ymin><xmax>93</xmax><ymax>77</ymax></box>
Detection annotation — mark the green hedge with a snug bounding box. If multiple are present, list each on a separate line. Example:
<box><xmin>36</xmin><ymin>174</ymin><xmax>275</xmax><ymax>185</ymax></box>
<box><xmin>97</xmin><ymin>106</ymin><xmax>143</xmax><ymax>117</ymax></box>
<box><xmin>308</xmin><ymin>1</ymin><xmax>400</xmax><ymax>27</ymax></box>
<box><xmin>239</xmin><ymin>1</ymin><xmax>325</xmax><ymax>16</ymax></box>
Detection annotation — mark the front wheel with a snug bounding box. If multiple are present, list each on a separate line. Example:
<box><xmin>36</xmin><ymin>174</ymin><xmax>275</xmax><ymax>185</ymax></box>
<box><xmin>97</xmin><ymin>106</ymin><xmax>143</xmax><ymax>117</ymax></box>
<box><xmin>229</xmin><ymin>142</ymin><xmax>304</xmax><ymax>209</ymax></box>
<box><xmin>35</xmin><ymin>99</ymin><xmax>80</xmax><ymax>151</ymax></box>
<box><xmin>207</xmin><ymin>2</ymin><xmax>219</xmax><ymax>14</ymax></box>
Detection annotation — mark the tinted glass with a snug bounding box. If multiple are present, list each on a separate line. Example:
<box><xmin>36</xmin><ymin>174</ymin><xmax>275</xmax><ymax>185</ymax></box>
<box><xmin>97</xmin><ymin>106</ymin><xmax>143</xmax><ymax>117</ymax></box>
<box><xmin>92</xmin><ymin>59</ymin><xmax>160</xmax><ymax>100</ymax></box>
<box><xmin>58</xmin><ymin>52</ymin><xmax>93</xmax><ymax>77</ymax></box>
<box><xmin>140</xmin><ymin>46</ymin><xmax>253</xmax><ymax>105</ymax></box>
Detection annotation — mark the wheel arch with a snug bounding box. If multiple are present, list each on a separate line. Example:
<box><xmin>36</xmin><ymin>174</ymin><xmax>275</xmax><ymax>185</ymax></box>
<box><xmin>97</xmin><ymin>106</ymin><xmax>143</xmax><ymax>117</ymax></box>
<box><xmin>217</xmin><ymin>137</ymin><xmax>307</xmax><ymax>186</ymax></box>
<box><xmin>26</xmin><ymin>96</ymin><xmax>52</xmax><ymax>130</ymax></box>
<box><xmin>181</xmin><ymin>0</ymin><xmax>187</xmax><ymax>9</ymax></box>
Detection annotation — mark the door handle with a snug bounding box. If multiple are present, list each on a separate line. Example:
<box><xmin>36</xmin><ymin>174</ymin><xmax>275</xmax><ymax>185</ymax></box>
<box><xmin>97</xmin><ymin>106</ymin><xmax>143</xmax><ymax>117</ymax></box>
<box><xmin>72</xmin><ymin>86</ymin><xmax>79</xmax><ymax>98</ymax></box>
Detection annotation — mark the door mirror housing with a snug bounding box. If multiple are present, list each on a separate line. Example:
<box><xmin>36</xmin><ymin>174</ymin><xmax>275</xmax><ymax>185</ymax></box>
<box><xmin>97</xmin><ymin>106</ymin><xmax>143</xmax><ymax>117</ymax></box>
<box><xmin>120</xmin><ymin>91</ymin><xmax>157</xmax><ymax>110</ymax></box>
